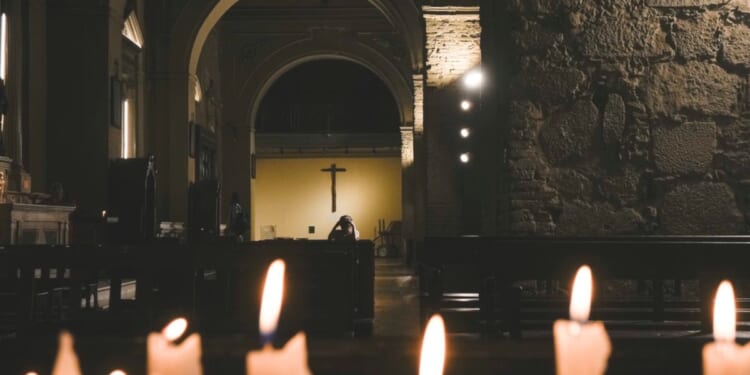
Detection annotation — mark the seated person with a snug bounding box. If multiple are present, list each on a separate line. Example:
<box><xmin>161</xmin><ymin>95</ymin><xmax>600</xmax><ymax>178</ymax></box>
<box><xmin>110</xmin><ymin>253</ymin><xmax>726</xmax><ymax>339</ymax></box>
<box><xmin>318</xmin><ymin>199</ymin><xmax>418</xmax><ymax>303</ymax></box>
<box><xmin>328</xmin><ymin>215</ymin><xmax>360</xmax><ymax>242</ymax></box>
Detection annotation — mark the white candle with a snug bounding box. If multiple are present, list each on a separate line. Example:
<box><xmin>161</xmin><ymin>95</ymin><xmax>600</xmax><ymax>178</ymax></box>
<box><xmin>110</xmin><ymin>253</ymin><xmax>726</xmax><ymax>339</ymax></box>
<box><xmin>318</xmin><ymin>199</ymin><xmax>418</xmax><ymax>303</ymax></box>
<box><xmin>553</xmin><ymin>265</ymin><xmax>611</xmax><ymax>375</ymax></box>
<box><xmin>147</xmin><ymin>317</ymin><xmax>203</xmax><ymax>375</ymax></box>
<box><xmin>51</xmin><ymin>331</ymin><xmax>82</xmax><ymax>375</ymax></box>
<box><xmin>246</xmin><ymin>259</ymin><xmax>312</xmax><ymax>375</ymax></box>
<box><xmin>419</xmin><ymin>315</ymin><xmax>446</xmax><ymax>375</ymax></box>
<box><xmin>703</xmin><ymin>281</ymin><xmax>750</xmax><ymax>375</ymax></box>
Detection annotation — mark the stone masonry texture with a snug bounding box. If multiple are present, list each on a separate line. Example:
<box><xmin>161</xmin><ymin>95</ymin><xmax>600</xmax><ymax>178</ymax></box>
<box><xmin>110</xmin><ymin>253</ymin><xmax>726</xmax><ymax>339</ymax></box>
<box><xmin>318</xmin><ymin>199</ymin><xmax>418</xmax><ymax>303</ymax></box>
<box><xmin>502</xmin><ymin>0</ymin><xmax>750</xmax><ymax>235</ymax></box>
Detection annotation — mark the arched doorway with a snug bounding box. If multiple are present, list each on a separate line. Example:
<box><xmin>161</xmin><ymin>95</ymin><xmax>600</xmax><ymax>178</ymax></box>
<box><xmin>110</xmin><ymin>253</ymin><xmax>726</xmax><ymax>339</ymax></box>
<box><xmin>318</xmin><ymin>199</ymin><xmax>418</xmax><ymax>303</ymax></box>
<box><xmin>251</xmin><ymin>59</ymin><xmax>402</xmax><ymax>242</ymax></box>
<box><xmin>156</xmin><ymin>0</ymin><xmax>423</xmax><ymax>249</ymax></box>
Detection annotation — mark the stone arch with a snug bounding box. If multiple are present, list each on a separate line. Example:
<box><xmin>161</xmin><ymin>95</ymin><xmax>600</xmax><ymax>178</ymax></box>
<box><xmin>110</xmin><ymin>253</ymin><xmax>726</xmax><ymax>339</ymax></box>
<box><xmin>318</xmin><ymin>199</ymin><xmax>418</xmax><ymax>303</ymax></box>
<box><xmin>175</xmin><ymin>0</ymin><xmax>423</xmax><ymax>78</ymax></box>
<box><xmin>237</xmin><ymin>37</ymin><xmax>414</xmax><ymax>132</ymax></box>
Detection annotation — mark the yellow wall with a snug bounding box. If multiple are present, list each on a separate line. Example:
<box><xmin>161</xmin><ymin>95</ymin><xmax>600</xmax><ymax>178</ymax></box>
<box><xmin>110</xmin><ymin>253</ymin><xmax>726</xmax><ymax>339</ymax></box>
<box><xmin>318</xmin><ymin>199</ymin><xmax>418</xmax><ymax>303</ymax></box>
<box><xmin>253</xmin><ymin>157</ymin><xmax>401</xmax><ymax>240</ymax></box>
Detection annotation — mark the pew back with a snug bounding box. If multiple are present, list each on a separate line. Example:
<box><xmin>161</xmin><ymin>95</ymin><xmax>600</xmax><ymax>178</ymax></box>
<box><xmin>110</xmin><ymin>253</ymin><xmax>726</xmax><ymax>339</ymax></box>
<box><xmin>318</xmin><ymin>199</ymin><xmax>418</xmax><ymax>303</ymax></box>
<box><xmin>0</xmin><ymin>240</ymin><xmax>374</xmax><ymax>339</ymax></box>
<box><xmin>419</xmin><ymin>236</ymin><xmax>750</xmax><ymax>337</ymax></box>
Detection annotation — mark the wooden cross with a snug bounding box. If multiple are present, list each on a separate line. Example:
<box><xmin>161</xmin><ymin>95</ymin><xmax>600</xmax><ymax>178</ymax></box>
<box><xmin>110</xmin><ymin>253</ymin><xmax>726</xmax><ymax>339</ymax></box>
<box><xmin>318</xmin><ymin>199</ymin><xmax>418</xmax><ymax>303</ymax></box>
<box><xmin>321</xmin><ymin>163</ymin><xmax>346</xmax><ymax>212</ymax></box>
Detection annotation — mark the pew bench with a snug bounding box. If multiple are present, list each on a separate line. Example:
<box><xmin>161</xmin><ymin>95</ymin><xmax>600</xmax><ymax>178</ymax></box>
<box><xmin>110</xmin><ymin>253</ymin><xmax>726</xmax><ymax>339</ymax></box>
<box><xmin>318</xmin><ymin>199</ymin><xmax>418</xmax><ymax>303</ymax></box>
<box><xmin>0</xmin><ymin>240</ymin><xmax>374</xmax><ymax>339</ymax></box>
<box><xmin>419</xmin><ymin>236</ymin><xmax>750</xmax><ymax>338</ymax></box>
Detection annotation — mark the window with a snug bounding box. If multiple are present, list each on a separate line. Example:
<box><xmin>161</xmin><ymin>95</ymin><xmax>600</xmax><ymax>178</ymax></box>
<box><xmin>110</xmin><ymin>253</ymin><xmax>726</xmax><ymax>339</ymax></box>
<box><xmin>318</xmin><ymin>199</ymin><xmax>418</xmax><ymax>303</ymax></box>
<box><xmin>121</xmin><ymin>11</ymin><xmax>143</xmax><ymax>49</ymax></box>
<box><xmin>121</xmin><ymin>99</ymin><xmax>134</xmax><ymax>158</ymax></box>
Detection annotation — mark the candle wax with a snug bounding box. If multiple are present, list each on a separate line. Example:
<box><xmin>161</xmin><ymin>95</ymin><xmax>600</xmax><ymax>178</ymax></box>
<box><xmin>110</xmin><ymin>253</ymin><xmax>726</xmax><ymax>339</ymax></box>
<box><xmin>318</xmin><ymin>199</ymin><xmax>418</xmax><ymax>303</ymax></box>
<box><xmin>246</xmin><ymin>332</ymin><xmax>312</xmax><ymax>375</ymax></box>
<box><xmin>554</xmin><ymin>320</ymin><xmax>611</xmax><ymax>375</ymax></box>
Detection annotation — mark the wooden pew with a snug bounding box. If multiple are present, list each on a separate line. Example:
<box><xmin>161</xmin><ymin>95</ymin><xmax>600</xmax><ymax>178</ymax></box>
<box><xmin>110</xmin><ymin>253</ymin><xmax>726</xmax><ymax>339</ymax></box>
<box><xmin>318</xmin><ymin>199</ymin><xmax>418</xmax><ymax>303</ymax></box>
<box><xmin>0</xmin><ymin>240</ymin><xmax>374</xmax><ymax>339</ymax></box>
<box><xmin>419</xmin><ymin>236</ymin><xmax>750</xmax><ymax>338</ymax></box>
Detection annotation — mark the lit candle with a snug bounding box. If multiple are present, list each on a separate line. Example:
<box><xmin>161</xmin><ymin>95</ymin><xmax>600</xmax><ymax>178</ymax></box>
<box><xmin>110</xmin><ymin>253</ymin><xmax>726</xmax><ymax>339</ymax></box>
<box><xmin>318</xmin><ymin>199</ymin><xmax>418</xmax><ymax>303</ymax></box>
<box><xmin>553</xmin><ymin>265</ymin><xmax>611</xmax><ymax>375</ymax></box>
<box><xmin>246</xmin><ymin>259</ymin><xmax>312</xmax><ymax>375</ymax></box>
<box><xmin>419</xmin><ymin>315</ymin><xmax>446</xmax><ymax>375</ymax></box>
<box><xmin>147</xmin><ymin>317</ymin><xmax>202</xmax><ymax>375</ymax></box>
<box><xmin>51</xmin><ymin>331</ymin><xmax>82</xmax><ymax>375</ymax></box>
<box><xmin>703</xmin><ymin>281</ymin><xmax>750</xmax><ymax>375</ymax></box>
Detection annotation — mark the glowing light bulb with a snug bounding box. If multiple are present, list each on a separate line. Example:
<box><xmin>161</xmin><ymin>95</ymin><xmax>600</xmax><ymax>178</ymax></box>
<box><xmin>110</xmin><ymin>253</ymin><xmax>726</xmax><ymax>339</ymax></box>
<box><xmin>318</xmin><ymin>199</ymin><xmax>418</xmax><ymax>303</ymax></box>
<box><xmin>463</xmin><ymin>69</ymin><xmax>483</xmax><ymax>89</ymax></box>
<box><xmin>460</xmin><ymin>100</ymin><xmax>472</xmax><ymax>111</ymax></box>
<box><xmin>460</xmin><ymin>128</ymin><xmax>470</xmax><ymax>138</ymax></box>
<box><xmin>110</xmin><ymin>370</ymin><xmax>127</xmax><ymax>375</ymax></box>
<box><xmin>459</xmin><ymin>153</ymin><xmax>470</xmax><ymax>164</ymax></box>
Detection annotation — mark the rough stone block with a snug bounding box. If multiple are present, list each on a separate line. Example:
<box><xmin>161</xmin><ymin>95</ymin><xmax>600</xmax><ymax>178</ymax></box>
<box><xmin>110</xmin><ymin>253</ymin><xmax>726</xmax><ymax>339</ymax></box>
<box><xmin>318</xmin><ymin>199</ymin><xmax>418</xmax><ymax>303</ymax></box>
<box><xmin>603</xmin><ymin>94</ymin><xmax>626</xmax><ymax>147</ymax></box>
<box><xmin>539</xmin><ymin>100</ymin><xmax>599</xmax><ymax>164</ymax></box>
<box><xmin>512</xmin><ymin>24</ymin><xmax>564</xmax><ymax>53</ymax></box>
<box><xmin>653</xmin><ymin>122</ymin><xmax>716</xmax><ymax>175</ymax></box>
<box><xmin>660</xmin><ymin>182</ymin><xmax>744</xmax><ymax>234</ymax></box>
<box><xmin>550</xmin><ymin>169</ymin><xmax>593</xmax><ymax>201</ymax></box>
<box><xmin>721</xmin><ymin>24</ymin><xmax>750</xmax><ymax>68</ymax></box>
<box><xmin>641</xmin><ymin>62</ymin><xmax>739</xmax><ymax>117</ymax></box>
<box><xmin>671</xmin><ymin>13</ymin><xmax>721</xmax><ymax>60</ymax></box>
<box><xmin>519</xmin><ymin>58</ymin><xmax>587</xmax><ymax>102</ymax></box>
<box><xmin>647</xmin><ymin>0</ymin><xmax>727</xmax><ymax>6</ymax></box>
<box><xmin>556</xmin><ymin>200</ymin><xmax>644</xmax><ymax>235</ymax></box>
<box><xmin>507</xmin><ymin>0</ymin><xmax>578</xmax><ymax>14</ymax></box>
<box><xmin>597</xmin><ymin>167</ymin><xmax>642</xmax><ymax>206</ymax></box>
<box><xmin>579</xmin><ymin>16</ymin><xmax>671</xmax><ymax>59</ymax></box>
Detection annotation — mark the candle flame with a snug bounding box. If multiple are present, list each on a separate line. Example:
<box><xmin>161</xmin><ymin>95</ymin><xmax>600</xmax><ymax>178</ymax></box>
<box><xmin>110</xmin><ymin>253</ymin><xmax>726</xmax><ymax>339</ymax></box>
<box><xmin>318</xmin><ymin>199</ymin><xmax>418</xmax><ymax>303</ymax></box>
<box><xmin>569</xmin><ymin>265</ymin><xmax>593</xmax><ymax>322</ymax></box>
<box><xmin>419</xmin><ymin>315</ymin><xmax>446</xmax><ymax>375</ymax></box>
<box><xmin>259</xmin><ymin>259</ymin><xmax>286</xmax><ymax>338</ymax></box>
<box><xmin>162</xmin><ymin>318</ymin><xmax>188</xmax><ymax>342</ymax></box>
<box><xmin>714</xmin><ymin>280</ymin><xmax>736</xmax><ymax>343</ymax></box>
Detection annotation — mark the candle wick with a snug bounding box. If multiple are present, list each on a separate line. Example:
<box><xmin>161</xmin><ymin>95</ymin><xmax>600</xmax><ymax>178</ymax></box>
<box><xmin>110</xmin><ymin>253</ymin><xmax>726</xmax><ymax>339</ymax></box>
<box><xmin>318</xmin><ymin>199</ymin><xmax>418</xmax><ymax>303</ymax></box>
<box><xmin>262</xmin><ymin>334</ymin><xmax>274</xmax><ymax>348</ymax></box>
<box><xmin>569</xmin><ymin>321</ymin><xmax>582</xmax><ymax>336</ymax></box>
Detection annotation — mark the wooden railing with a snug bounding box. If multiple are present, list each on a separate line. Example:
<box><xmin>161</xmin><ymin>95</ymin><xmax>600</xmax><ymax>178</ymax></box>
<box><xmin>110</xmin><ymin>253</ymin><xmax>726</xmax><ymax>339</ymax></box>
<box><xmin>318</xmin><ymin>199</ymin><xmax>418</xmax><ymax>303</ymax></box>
<box><xmin>419</xmin><ymin>236</ymin><xmax>750</xmax><ymax>338</ymax></box>
<box><xmin>0</xmin><ymin>240</ymin><xmax>374</xmax><ymax>339</ymax></box>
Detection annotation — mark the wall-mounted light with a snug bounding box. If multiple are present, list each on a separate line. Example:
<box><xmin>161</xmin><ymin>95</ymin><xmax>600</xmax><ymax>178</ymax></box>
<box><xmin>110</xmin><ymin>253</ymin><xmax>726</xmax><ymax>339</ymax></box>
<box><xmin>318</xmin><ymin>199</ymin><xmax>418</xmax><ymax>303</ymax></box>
<box><xmin>459</xmin><ymin>153</ymin><xmax>470</xmax><ymax>164</ymax></box>
<box><xmin>460</xmin><ymin>100</ymin><xmax>472</xmax><ymax>111</ymax></box>
<box><xmin>460</xmin><ymin>128</ymin><xmax>471</xmax><ymax>138</ymax></box>
<box><xmin>463</xmin><ymin>69</ymin><xmax>483</xmax><ymax>90</ymax></box>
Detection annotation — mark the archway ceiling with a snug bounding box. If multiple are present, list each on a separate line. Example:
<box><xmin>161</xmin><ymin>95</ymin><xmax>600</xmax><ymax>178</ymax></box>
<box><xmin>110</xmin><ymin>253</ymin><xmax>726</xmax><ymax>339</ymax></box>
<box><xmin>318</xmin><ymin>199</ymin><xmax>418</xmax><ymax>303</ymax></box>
<box><xmin>234</xmin><ymin>0</ymin><xmax>375</xmax><ymax>7</ymax></box>
<box><xmin>223</xmin><ymin>0</ymin><xmax>394</xmax><ymax>31</ymax></box>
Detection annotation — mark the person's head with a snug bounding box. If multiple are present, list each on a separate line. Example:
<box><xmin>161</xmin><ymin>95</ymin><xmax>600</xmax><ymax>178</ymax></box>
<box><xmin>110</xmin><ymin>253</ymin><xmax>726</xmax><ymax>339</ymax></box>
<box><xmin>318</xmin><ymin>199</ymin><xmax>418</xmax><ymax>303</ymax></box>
<box><xmin>338</xmin><ymin>215</ymin><xmax>354</xmax><ymax>230</ymax></box>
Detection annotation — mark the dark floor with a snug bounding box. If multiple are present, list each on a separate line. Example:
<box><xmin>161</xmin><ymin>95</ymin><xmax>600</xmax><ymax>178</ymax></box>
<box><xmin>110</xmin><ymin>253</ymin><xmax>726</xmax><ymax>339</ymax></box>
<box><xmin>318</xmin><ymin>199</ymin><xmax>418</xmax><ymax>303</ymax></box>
<box><xmin>373</xmin><ymin>257</ymin><xmax>420</xmax><ymax>337</ymax></box>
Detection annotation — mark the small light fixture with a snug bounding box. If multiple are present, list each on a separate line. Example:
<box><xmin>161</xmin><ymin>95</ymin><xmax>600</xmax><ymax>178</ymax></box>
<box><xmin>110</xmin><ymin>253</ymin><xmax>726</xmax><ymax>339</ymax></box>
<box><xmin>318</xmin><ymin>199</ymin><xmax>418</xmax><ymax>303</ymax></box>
<box><xmin>460</xmin><ymin>100</ymin><xmax>472</xmax><ymax>111</ymax></box>
<box><xmin>463</xmin><ymin>69</ymin><xmax>483</xmax><ymax>90</ymax></box>
<box><xmin>459</xmin><ymin>153</ymin><xmax>470</xmax><ymax>164</ymax></box>
<box><xmin>460</xmin><ymin>128</ymin><xmax>470</xmax><ymax>138</ymax></box>
<box><xmin>110</xmin><ymin>370</ymin><xmax>127</xmax><ymax>375</ymax></box>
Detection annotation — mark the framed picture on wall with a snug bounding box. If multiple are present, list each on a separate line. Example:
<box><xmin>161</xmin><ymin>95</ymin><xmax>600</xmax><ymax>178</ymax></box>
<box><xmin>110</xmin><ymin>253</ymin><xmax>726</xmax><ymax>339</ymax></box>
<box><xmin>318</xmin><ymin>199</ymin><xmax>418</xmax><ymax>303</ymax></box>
<box><xmin>110</xmin><ymin>77</ymin><xmax>122</xmax><ymax>128</ymax></box>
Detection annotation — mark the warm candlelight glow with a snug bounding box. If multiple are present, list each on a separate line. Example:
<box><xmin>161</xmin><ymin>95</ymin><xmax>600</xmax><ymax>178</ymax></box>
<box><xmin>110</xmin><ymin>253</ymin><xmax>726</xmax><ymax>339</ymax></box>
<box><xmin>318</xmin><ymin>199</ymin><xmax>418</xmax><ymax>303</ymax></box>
<box><xmin>570</xmin><ymin>265</ymin><xmax>593</xmax><ymax>322</ymax></box>
<box><xmin>714</xmin><ymin>280</ymin><xmax>736</xmax><ymax>343</ymax></box>
<box><xmin>162</xmin><ymin>318</ymin><xmax>188</xmax><ymax>343</ymax></box>
<box><xmin>260</xmin><ymin>259</ymin><xmax>286</xmax><ymax>337</ymax></box>
<box><xmin>419</xmin><ymin>315</ymin><xmax>446</xmax><ymax>375</ymax></box>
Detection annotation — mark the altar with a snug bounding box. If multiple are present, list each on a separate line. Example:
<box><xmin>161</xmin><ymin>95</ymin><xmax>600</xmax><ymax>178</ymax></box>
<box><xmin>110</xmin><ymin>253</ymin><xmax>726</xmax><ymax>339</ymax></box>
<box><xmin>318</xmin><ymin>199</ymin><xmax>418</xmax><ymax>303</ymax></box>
<box><xmin>0</xmin><ymin>202</ymin><xmax>75</xmax><ymax>244</ymax></box>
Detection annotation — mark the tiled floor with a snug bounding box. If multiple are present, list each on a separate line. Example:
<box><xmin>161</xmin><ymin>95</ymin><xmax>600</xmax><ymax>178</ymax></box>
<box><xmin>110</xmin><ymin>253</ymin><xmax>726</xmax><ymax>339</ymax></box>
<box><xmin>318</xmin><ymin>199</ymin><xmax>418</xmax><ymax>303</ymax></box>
<box><xmin>373</xmin><ymin>257</ymin><xmax>420</xmax><ymax>337</ymax></box>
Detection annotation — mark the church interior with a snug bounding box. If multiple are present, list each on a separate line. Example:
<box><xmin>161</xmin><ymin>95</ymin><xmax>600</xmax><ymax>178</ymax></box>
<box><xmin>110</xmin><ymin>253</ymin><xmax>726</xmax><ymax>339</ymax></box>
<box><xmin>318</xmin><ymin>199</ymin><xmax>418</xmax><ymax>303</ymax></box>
<box><xmin>2</xmin><ymin>0</ymin><xmax>750</xmax><ymax>373</ymax></box>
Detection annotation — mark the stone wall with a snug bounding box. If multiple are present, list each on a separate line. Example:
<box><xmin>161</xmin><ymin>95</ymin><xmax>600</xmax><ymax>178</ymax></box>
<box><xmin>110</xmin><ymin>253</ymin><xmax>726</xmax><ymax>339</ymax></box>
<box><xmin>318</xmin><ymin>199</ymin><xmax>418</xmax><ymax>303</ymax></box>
<box><xmin>502</xmin><ymin>0</ymin><xmax>750</xmax><ymax>235</ymax></box>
